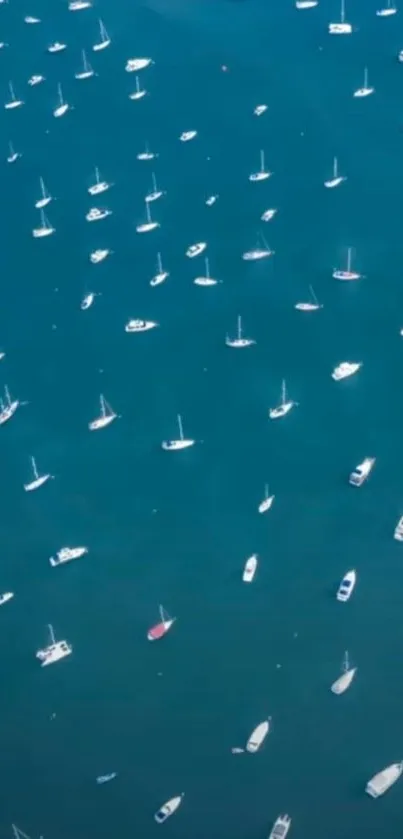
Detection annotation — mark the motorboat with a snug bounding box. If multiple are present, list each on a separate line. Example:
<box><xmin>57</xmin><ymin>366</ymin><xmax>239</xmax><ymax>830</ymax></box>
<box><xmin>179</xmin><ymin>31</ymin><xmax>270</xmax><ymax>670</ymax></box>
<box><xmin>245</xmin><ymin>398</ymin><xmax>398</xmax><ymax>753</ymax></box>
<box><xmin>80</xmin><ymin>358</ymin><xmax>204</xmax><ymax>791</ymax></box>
<box><xmin>129</xmin><ymin>76</ymin><xmax>147</xmax><ymax>100</ymax></box>
<box><xmin>88</xmin><ymin>394</ymin><xmax>118</xmax><ymax>431</ymax></box>
<box><xmin>205</xmin><ymin>194</ymin><xmax>219</xmax><ymax>206</ymax></box>
<box><xmin>93</xmin><ymin>19</ymin><xmax>110</xmax><ymax>51</ymax></box>
<box><xmin>261</xmin><ymin>208</ymin><xmax>277</xmax><ymax>222</ymax></box>
<box><xmin>48</xmin><ymin>42</ymin><xmax>67</xmax><ymax>53</ymax></box>
<box><xmin>324</xmin><ymin>156</ymin><xmax>346</xmax><ymax>188</ymax></box>
<box><xmin>0</xmin><ymin>385</ymin><xmax>19</xmax><ymax>425</ymax></box>
<box><xmin>88</xmin><ymin>167</ymin><xmax>112</xmax><ymax>196</ymax></box>
<box><xmin>145</xmin><ymin>172</ymin><xmax>164</xmax><ymax>203</ymax></box>
<box><xmin>0</xmin><ymin>592</ymin><xmax>14</xmax><ymax>606</ymax></box>
<box><xmin>90</xmin><ymin>248</ymin><xmax>111</xmax><ymax>264</ymax></box>
<box><xmin>180</xmin><ymin>130</ymin><xmax>197</xmax><ymax>142</ymax></box>
<box><xmin>329</xmin><ymin>0</ymin><xmax>352</xmax><ymax>32</ymax></box>
<box><xmin>75</xmin><ymin>50</ymin><xmax>95</xmax><ymax>80</ymax></box>
<box><xmin>136</xmin><ymin>202</ymin><xmax>159</xmax><ymax>233</ymax></box>
<box><xmin>28</xmin><ymin>75</ymin><xmax>45</xmax><ymax>86</ymax></box>
<box><xmin>137</xmin><ymin>143</ymin><xmax>157</xmax><ymax>160</ymax></box>
<box><xmin>394</xmin><ymin>515</ymin><xmax>403</xmax><ymax>541</ymax></box>
<box><xmin>331</xmin><ymin>361</ymin><xmax>362</xmax><ymax>381</ymax></box>
<box><xmin>53</xmin><ymin>84</ymin><xmax>69</xmax><ymax>117</ymax></box>
<box><xmin>161</xmin><ymin>414</ymin><xmax>195</xmax><ymax>451</ymax></box>
<box><xmin>7</xmin><ymin>142</ymin><xmax>21</xmax><ymax>163</ymax></box>
<box><xmin>36</xmin><ymin>624</ymin><xmax>72</xmax><ymax>666</ymax></box>
<box><xmin>32</xmin><ymin>209</ymin><xmax>55</xmax><ymax>238</ymax></box>
<box><xmin>268</xmin><ymin>815</ymin><xmax>292</xmax><ymax>839</ymax></box>
<box><xmin>331</xmin><ymin>650</ymin><xmax>357</xmax><ymax>695</ymax></box>
<box><xmin>366</xmin><ymin>763</ymin><xmax>403</xmax><ymax>798</ymax></box>
<box><xmin>186</xmin><ymin>242</ymin><xmax>207</xmax><ymax>258</ymax></box>
<box><xmin>4</xmin><ymin>82</ymin><xmax>24</xmax><ymax>109</ymax></box>
<box><xmin>147</xmin><ymin>605</ymin><xmax>176</xmax><ymax>640</ymax></box>
<box><xmin>336</xmin><ymin>569</ymin><xmax>356</xmax><ymax>602</ymax></box>
<box><xmin>376</xmin><ymin>0</ymin><xmax>397</xmax><ymax>14</ymax></box>
<box><xmin>333</xmin><ymin>247</ymin><xmax>361</xmax><ymax>280</ymax></box>
<box><xmin>49</xmin><ymin>546</ymin><xmax>88</xmax><ymax>567</ymax></box>
<box><xmin>86</xmin><ymin>207</ymin><xmax>111</xmax><ymax>222</ymax></box>
<box><xmin>242</xmin><ymin>554</ymin><xmax>258</xmax><ymax>583</ymax></box>
<box><xmin>96</xmin><ymin>773</ymin><xmax>117</xmax><ymax>784</ymax></box>
<box><xmin>269</xmin><ymin>379</ymin><xmax>297</xmax><ymax>419</ymax></box>
<box><xmin>258</xmin><ymin>485</ymin><xmax>275</xmax><ymax>513</ymax></box>
<box><xmin>24</xmin><ymin>456</ymin><xmax>52</xmax><ymax>492</ymax></box>
<box><xmin>249</xmin><ymin>149</ymin><xmax>271</xmax><ymax>182</ymax></box>
<box><xmin>125</xmin><ymin>319</ymin><xmax>158</xmax><ymax>333</ymax></box>
<box><xmin>294</xmin><ymin>285</ymin><xmax>322</xmax><ymax>311</ymax></box>
<box><xmin>154</xmin><ymin>794</ymin><xmax>184</xmax><ymax>824</ymax></box>
<box><xmin>349</xmin><ymin>457</ymin><xmax>375</xmax><ymax>487</ymax></box>
<box><xmin>69</xmin><ymin>0</ymin><xmax>92</xmax><ymax>8</ymax></box>
<box><xmin>35</xmin><ymin>177</ymin><xmax>52</xmax><ymax>209</ymax></box>
<box><xmin>150</xmin><ymin>253</ymin><xmax>169</xmax><ymax>287</ymax></box>
<box><xmin>353</xmin><ymin>67</ymin><xmax>374</xmax><ymax>98</ymax></box>
<box><xmin>246</xmin><ymin>718</ymin><xmax>271</xmax><ymax>753</ymax></box>
<box><xmin>81</xmin><ymin>292</ymin><xmax>97</xmax><ymax>310</ymax></box>
<box><xmin>254</xmin><ymin>104</ymin><xmax>268</xmax><ymax>115</ymax></box>
<box><xmin>125</xmin><ymin>57</ymin><xmax>152</xmax><ymax>72</ymax></box>
<box><xmin>226</xmin><ymin>315</ymin><xmax>255</xmax><ymax>348</ymax></box>
<box><xmin>194</xmin><ymin>257</ymin><xmax>218</xmax><ymax>286</ymax></box>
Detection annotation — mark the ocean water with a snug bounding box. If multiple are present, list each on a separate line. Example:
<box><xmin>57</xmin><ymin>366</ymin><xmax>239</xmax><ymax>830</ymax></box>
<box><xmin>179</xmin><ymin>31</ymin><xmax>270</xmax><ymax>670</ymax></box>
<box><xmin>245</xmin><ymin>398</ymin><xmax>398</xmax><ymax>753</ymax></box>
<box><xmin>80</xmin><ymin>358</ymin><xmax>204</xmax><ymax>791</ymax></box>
<box><xmin>1</xmin><ymin>0</ymin><xmax>403</xmax><ymax>836</ymax></box>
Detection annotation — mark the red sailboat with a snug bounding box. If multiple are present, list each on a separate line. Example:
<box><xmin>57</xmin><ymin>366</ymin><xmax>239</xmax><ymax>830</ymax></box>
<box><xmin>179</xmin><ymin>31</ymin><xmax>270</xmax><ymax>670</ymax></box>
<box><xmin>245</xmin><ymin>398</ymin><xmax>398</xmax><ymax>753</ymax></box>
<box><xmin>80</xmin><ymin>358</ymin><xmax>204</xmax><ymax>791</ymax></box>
<box><xmin>147</xmin><ymin>605</ymin><xmax>176</xmax><ymax>641</ymax></box>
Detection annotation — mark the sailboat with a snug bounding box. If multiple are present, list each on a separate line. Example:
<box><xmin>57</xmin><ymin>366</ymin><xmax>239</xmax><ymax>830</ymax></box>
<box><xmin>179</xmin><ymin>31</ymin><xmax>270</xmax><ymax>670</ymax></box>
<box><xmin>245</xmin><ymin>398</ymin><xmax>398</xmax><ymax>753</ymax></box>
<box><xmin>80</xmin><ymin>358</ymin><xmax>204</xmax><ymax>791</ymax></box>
<box><xmin>269</xmin><ymin>380</ymin><xmax>298</xmax><ymax>419</ymax></box>
<box><xmin>69</xmin><ymin>0</ymin><xmax>92</xmax><ymax>9</ymax></box>
<box><xmin>36</xmin><ymin>623</ymin><xmax>72</xmax><ymax>666</ymax></box>
<box><xmin>35</xmin><ymin>177</ymin><xmax>52</xmax><ymax>209</ymax></box>
<box><xmin>126</xmin><ymin>57</ymin><xmax>152</xmax><ymax>72</ymax></box>
<box><xmin>242</xmin><ymin>234</ymin><xmax>274</xmax><ymax>260</ymax></box>
<box><xmin>147</xmin><ymin>605</ymin><xmax>176</xmax><ymax>640</ymax></box>
<box><xmin>332</xmin><ymin>247</ymin><xmax>361</xmax><ymax>280</ymax></box>
<box><xmin>194</xmin><ymin>257</ymin><xmax>219</xmax><ymax>286</ymax></box>
<box><xmin>137</xmin><ymin>142</ymin><xmax>157</xmax><ymax>161</ymax></box>
<box><xmin>296</xmin><ymin>0</ymin><xmax>318</xmax><ymax>8</ymax></box>
<box><xmin>32</xmin><ymin>210</ymin><xmax>55</xmax><ymax>238</ymax></box>
<box><xmin>150</xmin><ymin>252</ymin><xmax>169</xmax><ymax>286</ymax></box>
<box><xmin>331</xmin><ymin>650</ymin><xmax>357</xmax><ymax>694</ymax></box>
<box><xmin>24</xmin><ymin>456</ymin><xmax>52</xmax><ymax>492</ymax></box>
<box><xmin>0</xmin><ymin>385</ymin><xmax>19</xmax><ymax>425</ymax></box>
<box><xmin>7</xmin><ymin>141</ymin><xmax>21</xmax><ymax>163</ymax></box>
<box><xmin>92</xmin><ymin>19</ymin><xmax>111</xmax><ymax>51</ymax></box>
<box><xmin>145</xmin><ymin>172</ymin><xmax>164</xmax><ymax>203</ymax></box>
<box><xmin>324</xmin><ymin>157</ymin><xmax>346</xmax><ymax>188</ymax></box>
<box><xmin>129</xmin><ymin>76</ymin><xmax>146</xmax><ymax>100</ymax></box>
<box><xmin>258</xmin><ymin>484</ymin><xmax>275</xmax><ymax>513</ymax></box>
<box><xmin>75</xmin><ymin>50</ymin><xmax>95</xmax><ymax>79</ymax></box>
<box><xmin>249</xmin><ymin>149</ymin><xmax>271</xmax><ymax>182</ymax></box>
<box><xmin>88</xmin><ymin>394</ymin><xmax>118</xmax><ymax>431</ymax></box>
<box><xmin>294</xmin><ymin>285</ymin><xmax>323</xmax><ymax>311</ymax></box>
<box><xmin>353</xmin><ymin>67</ymin><xmax>374</xmax><ymax>97</ymax></box>
<box><xmin>225</xmin><ymin>315</ymin><xmax>255</xmax><ymax>348</ymax></box>
<box><xmin>4</xmin><ymin>82</ymin><xmax>24</xmax><ymax>109</ymax></box>
<box><xmin>376</xmin><ymin>0</ymin><xmax>397</xmax><ymax>15</ymax></box>
<box><xmin>81</xmin><ymin>291</ymin><xmax>99</xmax><ymax>309</ymax></box>
<box><xmin>161</xmin><ymin>414</ymin><xmax>195</xmax><ymax>451</ymax></box>
<box><xmin>329</xmin><ymin>0</ymin><xmax>352</xmax><ymax>33</ymax></box>
<box><xmin>88</xmin><ymin>167</ymin><xmax>111</xmax><ymax>195</ymax></box>
<box><xmin>53</xmin><ymin>84</ymin><xmax>69</xmax><ymax>117</ymax></box>
<box><xmin>136</xmin><ymin>202</ymin><xmax>159</xmax><ymax>233</ymax></box>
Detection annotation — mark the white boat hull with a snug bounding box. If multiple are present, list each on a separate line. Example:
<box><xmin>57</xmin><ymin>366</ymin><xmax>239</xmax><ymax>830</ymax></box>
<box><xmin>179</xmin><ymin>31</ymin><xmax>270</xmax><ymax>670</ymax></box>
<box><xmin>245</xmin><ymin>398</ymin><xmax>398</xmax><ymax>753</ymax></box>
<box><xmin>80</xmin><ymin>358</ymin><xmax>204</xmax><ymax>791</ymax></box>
<box><xmin>24</xmin><ymin>474</ymin><xmax>51</xmax><ymax>492</ymax></box>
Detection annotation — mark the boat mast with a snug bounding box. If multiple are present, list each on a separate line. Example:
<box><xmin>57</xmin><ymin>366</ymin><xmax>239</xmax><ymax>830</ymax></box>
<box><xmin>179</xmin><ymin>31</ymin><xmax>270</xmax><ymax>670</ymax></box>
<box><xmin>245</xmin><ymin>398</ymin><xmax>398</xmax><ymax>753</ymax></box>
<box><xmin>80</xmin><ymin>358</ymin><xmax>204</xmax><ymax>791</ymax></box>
<box><xmin>48</xmin><ymin>624</ymin><xmax>56</xmax><ymax>645</ymax></box>
<box><xmin>205</xmin><ymin>257</ymin><xmax>210</xmax><ymax>278</ymax></box>
<box><xmin>281</xmin><ymin>379</ymin><xmax>286</xmax><ymax>405</ymax></box>
<box><xmin>32</xmin><ymin>456</ymin><xmax>38</xmax><ymax>479</ymax></box>
<box><xmin>177</xmin><ymin>414</ymin><xmax>184</xmax><ymax>440</ymax></box>
<box><xmin>333</xmin><ymin>157</ymin><xmax>338</xmax><ymax>178</ymax></box>
<box><xmin>58</xmin><ymin>83</ymin><xmax>63</xmax><ymax>105</ymax></box>
<box><xmin>343</xmin><ymin>650</ymin><xmax>349</xmax><ymax>672</ymax></box>
<box><xmin>237</xmin><ymin>316</ymin><xmax>242</xmax><ymax>340</ymax></box>
<box><xmin>260</xmin><ymin>149</ymin><xmax>264</xmax><ymax>172</ymax></box>
<box><xmin>340</xmin><ymin>0</ymin><xmax>345</xmax><ymax>22</ymax></box>
<box><xmin>347</xmin><ymin>247</ymin><xmax>352</xmax><ymax>272</ymax></box>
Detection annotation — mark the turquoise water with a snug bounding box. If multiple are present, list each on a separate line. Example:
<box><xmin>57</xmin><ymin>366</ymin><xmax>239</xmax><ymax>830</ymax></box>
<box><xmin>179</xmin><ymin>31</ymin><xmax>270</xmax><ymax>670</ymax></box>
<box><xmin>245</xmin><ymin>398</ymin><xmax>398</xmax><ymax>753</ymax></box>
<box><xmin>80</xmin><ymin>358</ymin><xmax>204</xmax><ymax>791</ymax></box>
<box><xmin>1</xmin><ymin>0</ymin><xmax>403</xmax><ymax>836</ymax></box>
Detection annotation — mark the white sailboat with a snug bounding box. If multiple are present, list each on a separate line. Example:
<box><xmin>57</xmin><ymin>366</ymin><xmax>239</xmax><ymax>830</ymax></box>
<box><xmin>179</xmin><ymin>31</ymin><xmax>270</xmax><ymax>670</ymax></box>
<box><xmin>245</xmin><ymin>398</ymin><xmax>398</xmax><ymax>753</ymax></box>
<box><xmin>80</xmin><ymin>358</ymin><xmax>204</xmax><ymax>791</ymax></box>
<box><xmin>88</xmin><ymin>167</ymin><xmax>112</xmax><ymax>195</ymax></box>
<box><xmin>35</xmin><ymin>177</ymin><xmax>52</xmax><ymax>209</ymax></box>
<box><xmin>129</xmin><ymin>75</ymin><xmax>147</xmax><ymax>100</ymax></box>
<box><xmin>242</xmin><ymin>234</ymin><xmax>274</xmax><ymax>260</ymax></box>
<box><xmin>90</xmin><ymin>248</ymin><xmax>111</xmax><ymax>264</ymax></box>
<box><xmin>194</xmin><ymin>257</ymin><xmax>219</xmax><ymax>286</ymax></box>
<box><xmin>154</xmin><ymin>793</ymin><xmax>184</xmax><ymax>824</ymax></box>
<box><xmin>4</xmin><ymin>82</ymin><xmax>24</xmax><ymax>110</ymax></box>
<box><xmin>75</xmin><ymin>50</ymin><xmax>95</xmax><ymax>79</ymax></box>
<box><xmin>249</xmin><ymin>149</ymin><xmax>271</xmax><ymax>182</ymax></box>
<box><xmin>242</xmin><ymin>553</ymin><xmax>258</xmax><ymax>583</ymax></box>
<box><xmin>7</xmin><ymin>141</ymin><xmax>21</xmax><ymax>163</ymax></box>
<box><xmin>294</xmin><ymin>285</ymin><xmax>323</xmax><ymax>311</ymax></box>
<box><xmin>0</xmin><ymin>385</ymin><xmax>19</xmax><ymax>425</ymax></box>
<box><xmin>81</xmin><ymin>291</ymin><xmax>99</xmax><ymax>309</ymax></box>
<box><xmin>150</xmin><ymin>252</ymin><xmax>169</xmax><ymax>286</ymax></box>
<box><xmin>125</xmin><ymin>57</ymin><xmax>152</xmax><ymax>72</ymax></box>
<box><xmin>261</xmin><ymin>208</ymin><xmax>277</xmax><ymax>221</ymax></box>
<box><xmin>296</xmin><ymin>0</ymin><xmax>318</xmax><ymax>8</ymax></box>
<box><xmin>36</xmin><ymin>624</ymin><xmax>72</xmax><ymax>666</ymax></box>
<box><xmin>225</xmin><ymin>315</ymin><xmax>255</xmax><ymax>348</ymax></box>
<box><xmin>24</xmin><ymin>456</ymin><xmax>52</xmax><ymax>492</ymax></box>
<box><xmin>32</xmin><ymin>209</ymin><xmax>55</xmax><ymax>238</ymax></box>
<box><xmin>329</xmin><ymin>0</ymin><xmax>352</xmax><ymax>33</ymax></box>
<box><xmin>353</xmin><ymin>67</ymin><xmax>374</xmax><ymax>97</ymax></box>
<box><xmin>269</xmin><ymin>380</ymin><xmax>298</xmax><ymax>419</ymax></box>
<box><xmin>246</xmin><ymin>718</ymin><xmax>271</xmax><ymax>753</ymax></box>
<box><xmin>88</xmin><ymin>394</ymin><xmax>118</xmax><ymax>431</ymax></box>
<box><xmin>136</xmin><ymin>202</ymin><xmax>159</xmax><ymax>233</ymax></box>
<box><xmin>331</xmin><ymin>650</ymin><xmax>357</xmax><ymax>694</ymax></box>
<box><xmin>92</xmin><ymin>19</ymin><xmax>111</xmax><ymax>51</ymax></box>
<box><xmin>324</xmin><ymin>157</ymin><xmax>346</xmax><ymax>188</ymax></box>
<box><xmin>137</xmin><ymin>142</ymin><xmax>157</xmax><ymax>160</ymax></box>
<box><xmin>125</xmin><ymin>319</ymin><xmax>158</xmax><ymax>333</ymax></box>
<box><xmin>48</xmin><ymin>42</ymin><xmax>67</xmax><ymax>53</ymax></box>
<box><xmin>147</xmin><ymin>605</ymin><xmax>176</xmax><ymax>640</ymax></box>
<box><xmin>53</xmin><ymin>83</ymin><xmax>69</xmax><ymax>117</ymax></box>
<box><xmin>332</xmin><ymin>247</ymin><xmax>361</xmax><ymax>280</ymax></box>
<box><xmin>161</xmin><ymin>414</ymin><xmax>195</xmax><ymax>451</ymax></box>
<box><xmin>258</xmin><ymin>484</ymin><xmax>275</xmax><ymax>513</ymax></box>
<box><xmin>69</xmin><ymin>0</ymin><xmax>92</xmax><ymax>9</ymax></box>
<box><xmin>376</xmin><ymin>0</ymin><xmax>397</xmax><ymax>15</ymax></box>
<box><xmin>145</xmin><ymin>172</ymin><xmax>164</xmax><ymax>202</ymax></box>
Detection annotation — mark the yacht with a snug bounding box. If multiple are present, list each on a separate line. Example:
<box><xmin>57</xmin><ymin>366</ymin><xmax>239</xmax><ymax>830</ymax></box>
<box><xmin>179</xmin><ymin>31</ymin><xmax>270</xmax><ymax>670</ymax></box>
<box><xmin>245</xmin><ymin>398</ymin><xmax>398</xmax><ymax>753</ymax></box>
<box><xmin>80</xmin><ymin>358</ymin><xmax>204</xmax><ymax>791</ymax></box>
<box><xmin>246</xmin><ymin>718</ymin><xmax>271</xmax><ymax>753</ymax></box>
<box><xmin>88</xmin><ymin>167</ymin><xmax>112</xmax><ymax>195</ymax></box>
<box><xmin>32</xmin><ymin>209</ymin><xmax>55</xmax><ymax>238</ymax></box>
<box><xmin>205</xmin><ymin>194</ymin><xmax>219</xmax><ymax>206</ymax></box>
<box><xmin>137</xmin><ymin>143</ymin><xmax>157</xmax><ymax>160</ymax></box>
<box><xmin>353</xmin><ymin>67</ymin><xmax>374</xmax><ymax>98</ymax></box>
<box><xmin>7</xmin><ymin>141</ymin><xmax>21</xmax><ymax>163</ymax></box>
<box><xmin>49</xmin><ymin>546</ymin><xmax>88</xmax><ymax>567</ymax></box>
<box><xmin>53</xmin><ymin>84</ymin><xmax>69</xmax><ymax>117</ymax></box>
<box><xmin>147</xmin><ymin>605</ymin><xmax>176</xmax><ymax>640</ymax></box>
<box><xmin>150</xmin><ymin>253</ymin><xmax>169</xmax><ymax>286</ymax></box>
<box><xmin>331</xmin><ymin>361</ymin><xmax>362</xmax><ymax>381</ymax></box>
<box><xmin>254</xmin><ymin>104</ymin><xmax>268</xmax><ymax>116</ymax></box>
<box><xmin>296</xmin><ymin>0</ymin><xmax>318</xmax><ymax>6</ymax></box>
<box><xmin>35</xmin><ymin>177</ymin><xmax>52</xmax><ymax>209</ymax></box>
<box><xmin>332</xmin><ymin>247</ymin><xmax>361</xmax><ymax>280</ymax></box>
<box><xmin>145</xmin><ymin>172</ymin><xmax>164</xmax><ymax>203</ymax></box>
<box><xmin>28</xmin><ymin>74</ymin><xmax>45</xmax><ymax>86</ymax></box>
<box><xmin>349</xmin><ymin>457</ymin><xmax>375</xmax><ymax>486</ymax></box>
<box><xmin>269</xmin><ymin>379</ymin><xmax>297</xmax><ymax>419</ymax></box>
<box><xmin>225</xmin><ymin>315</ymin><xmax>255</xmax><ymax>348</ymax></box>
<box><xmin>268</xmin><ymin>815</ymin><xmax>292</xmax><ymax>839</ymax></box>
<box><xmin>366</xmin><ymin>763</ymin><xmax>403</xmax><ymax>798</ymax></box>
<box><xmin>324</xmin><ymin>157</ymin><xmax>346</xmax><ymax>188</ymax></box>
<box><xmin>258</xmin><ymin>484</ymin><xmax>275</xmax><ymax>513</ymax></box>
<box><xmin>93</xmin><ymin>19</ymin><xmax>110</xmax><ymax>51</ymax></box>
<box><xmin>161</xmin><ymin>414</ymin><xmax>195</xmax><ymax>451</ymax></box>
<box><xmin>90</xmin><ymin>248</ymin><xmax>111</xmax><ymax>264</ymax></box>
<box><xmin>88</xmin><ymin>394</ymin><xmax>118</xmax><ymax>431</ymax></box>
<box><xmin>81</xmin><ymin>291</ymin><xmax>97</xmax><ymax>310</ymax></box>
<box><xmin>180</xmin><ymin>130</ymin><xmax>197</xmax><ymax>142</ymax></box>
<box><xmin>242</xmin><ymin>553</ymin><xmax>258</xmax><ymax>583</ymax></box>
<box><xmin>329</xmin><ymin>0</ymin><xmax>352</xmax><ymax>32</ymax></box>
<box><xmin>186</xmin><ymin>242</ymin><xmax>207</xmax><ymax>258</ymax></box>
<box><xmin>331</xmin><ymin>650</ymin><xmax>357</xmax><ymax>695</ymax></box>
<box><xmin>0</xmin><ymin>385</ymin><xmax>19</xmax><ymax>425</ymax></box>
<box><xmin>125</xmin><ymin>319</ymin><xmax>158</xmax><ymax>333</ymax></box>
<box><xmin>125</xmin><ymin>57</ymin><xmax>152</xmax><ymax>72</ymax></box>
<box><xmin>69</xmin><ymin>0</ymin><xmax>92</xmax><ymax>8</ymax></box>
<box><xmin>0</xmin><ymin>592</ymin><xmax>14</xmax><ymax>606</ymax></box>
<box><xmin>294</xmin><ymin>285</ymin><xmax>322</xmax><ymax>311</ymax></box>
<box><xmin>48</xmin><ymin>42</ymin><xmax>67</xmax><ymax>53</ymax></box>
<box><xmin>154</xmin><ymin>794</ymin><xmax>184</xmax><ymax>824</ymax></box>
<box><xmin>36</xmin><ymin>624</ymin><xmax>72</xmax><ymax>666</ymax></box>
<box><xmin>336</xmin><ymin>569</ymin><xmax>356</xmax><ymax>602</ymax></box>
<box><xmin>261</xmin><ymin>208</ymin><xmax>277</xmax><ymax>222</ymax></box>
<box><xmin>24</xmin><ymin>456</ymin><xmax>52</xmax><ymax>492</ymax></box>
<box><xmin>24</xmin><ymin>15</ymin><xmax>41</xmax><ymax>22</ymax></box>
<box><xmin>75</xmin><ymin>50</ymin><xmax>95</xmax><ymax>80</ymax></box>
<box><xmin>242</xmin><ymin>235</ymin><xmax>274</xmax><ymax>260</ymax></box>
<box><xmin>4</xmin><ymin>82</ymin><xmax>24</xmax><ymax>110</ymax></box>
<box><xmin>376</xmin><ymin>0</ymin><xmax>397</xmax><ymax>14</ymax></box>
<box><xmin>394</xmin><ymin>515</ymin><xmax>403</xmax><ymax>541</ymax></box>
<box><xmin>86</xmin><ymin>207</ymin><xmax>111</xmax><ymax>222</ymax></box>
<box><xmin>136</xmin><ymin>202</ymin><xmax>159</xmax><ymax>233</ymax></box>
<box><xmin>129</xmin><ymin>76</ymin><xmax>146</xmax><ymax>100</ymax></box>
<box><xmin>249</xmin><ymin>149</ymin><xmax>271</xmax><ymax>182</ymax></box>
<box><xmin>194</xmin><ymin>257</ymin><xmax>219</xmax><ymax>286</ymax></box>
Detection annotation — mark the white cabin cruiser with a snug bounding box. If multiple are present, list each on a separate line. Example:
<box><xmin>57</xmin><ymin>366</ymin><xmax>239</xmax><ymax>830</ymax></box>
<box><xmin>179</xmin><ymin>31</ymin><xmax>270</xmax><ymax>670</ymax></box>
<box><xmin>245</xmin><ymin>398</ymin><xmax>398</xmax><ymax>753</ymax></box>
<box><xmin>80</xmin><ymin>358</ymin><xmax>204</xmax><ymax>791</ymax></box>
<box><xmin>36</xmin><ymin>624</ymin><xmax>72</xmax><ymax>666</ymax></box>
<box><xmin>88</xmin><ymin>394</ymin><xmax>118</xmax><ymax>431</ymax></box>
<box><xmin>225</xmin><ymin>315</ymin><xmax>255</xmax><ymax>348</ymax></box>
<box><xmin>394</xmin><ymin>515</ymin><xmax>403</xmax><ymax>541</ymax></box>
<box><xmin>88</xmin><ymin>167</ymin><xmax>112</xmax><ymax>195</ymax></box>
<box><xmin>331</xmin><ymin>651</ymin><xmax>357</xmax><ymax>695</ymax></box>
<box><xmin>353</xmin><ymin>67</ymin><xmax>374</xmax><ymax>97</ymax></box>
<box><xmin>49</xmin><ymin>546</ymin><xmax>88</xmax><ymax>567</ymax></box>
<box><xmin>366</xmin><ymin>763</ymin><xmax>403</xmax><ymax>798</ymax></box>
<box><xmin>161</xmin><ymin>414</ymin><xmax>195</xmax><ymax>451</ymax></box>
<box><xmin>125</xmin><ymin>57</ymin><xmax>152</xmax><ymax>72</ymax></box>
<box><xmin>48</xmin><ymin>42</ymin><xmax>67</xmax><ymax>53</ymax></box>
<box><xmin>332</xmin><ymin>361</ymin><xmax>362</xmax><ymax>381</ymax></box>
<box><xmin>254</xmin><ymin>104</ymin><xmax>268</xmax><ymax>116</ymax></box>
<box><xmin>268</xmin><ymin>815</ymin><xmax>292</xmax><ymax>839</ymax></box>
<box><xmin>180</xmin><ymin>130</ymin><xmax>197</xmax><ymax>142</ymax></box>
<box><xmin>249</xmin><ymin>149</ymin><xmax>271</xmax><ymax>182</ymax></box>
<box><xmin>349</xmin><ymin>457</ymin><xmax>375</xmax><ymax>486</ymax></box>
<box><xmin>246</xmin><ymin>718</ymin><xmax>271</xmax><ymax>753</ymax></box>
<box><xmin>90</xmin><ymin>248</ymin><xmax>111</xmax><ymax>264</ymax></box>
<box><xmin>186</xmin><ymin>242</ymin><xmax>207</xmax><ymax>258</ymax></box>
<box><xmin>332</xmin><ymin>247</ymin><xmax>361</xmax><ymax>280</ymax></box>
<box><xmin>69</xmin><ymin>0</ymin><xmax>92</xmax><ymax>8</ymax></box>
<box><xmin>258</xmin><ymin>485</ymin><xmax>275</xmax><ymax>513</ymax></box>
<box><xmin>125</xmin><ymin>319</ymin><xmax>158</xmax><ymax>333</ymax></box>
<box><xmin>0</xmin><ymin>385</ymin><xmax>19</xmax><ymax>425</ymax></box>
<box><xmin>24</xmin><ymin>456</ymin><xmax>52</xmax><ymax>492</ymax></box>
<box><xmin>154</xmin><ymin>793</ymin><xmax>184</xmax><ymax>824</ymax></box>
<box><xmin>329</xmin><ymin>0</ymin><xmax>352</xmax><ymax>32</ymax></box>
<box><xmin>336</xmin><ymin>569</ymin><xmax>356</xmax><ymax>602</ymax></box>
<box><xmin>261</xmin><ymin>208</ymin><xmax>277</xmax><ymax>222</ymax></box>
<box><xmin>0</xmin><ymin>592</ymin><xmax>14</xmax><ymax>606</ymax></box>
<box><xmin>324</xmin><ymin>157</ymin><xmax>346</xmax><ymax>188</ymax></box>
<box><xmin>28</xmin><ymin>74</ymin><xmax>45</xmax><ymax>86</ymax></box>
<box><xmin>86</xmin><ymin>207</ymin><xmax>111</xmax><ymax>222</ymax></box>
<box><xmin>269</xmin><ymin>379</ymin><xmax>297</xmax><ymax>419</ymax></box>
<box><xmin>242</xmin><ymin>554</ymin><xmax>258</xmax><ymax>583</ymax></box>
<box><xmin>53</xmin><ymin>84</ymin><xmax>69</xmax><ymax>117</ymax></box>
